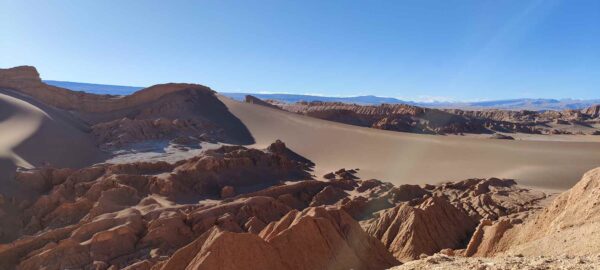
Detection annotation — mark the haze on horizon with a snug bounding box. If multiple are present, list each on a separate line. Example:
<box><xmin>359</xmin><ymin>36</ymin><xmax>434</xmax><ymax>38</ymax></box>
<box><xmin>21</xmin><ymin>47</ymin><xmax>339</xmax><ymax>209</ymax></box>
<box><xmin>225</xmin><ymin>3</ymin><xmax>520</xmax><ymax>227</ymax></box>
<box><xmin>1</xmin><ymin>0</ymin><xmax>599</xmax><ymax>102</ymax></box>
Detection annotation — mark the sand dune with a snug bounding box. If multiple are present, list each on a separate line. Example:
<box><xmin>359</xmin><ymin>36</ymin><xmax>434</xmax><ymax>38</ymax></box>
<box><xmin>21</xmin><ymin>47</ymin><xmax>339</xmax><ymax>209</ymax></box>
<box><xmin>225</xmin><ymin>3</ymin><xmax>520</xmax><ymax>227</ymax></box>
<box><xmin>221</xmin><ymin>96</ymin><xmax>600</xmax><ymax>191</ymax></box>
<box><xmin>0</xmin><ymin>92</ymin><xmax>47</xmax><ymax>168</ymax></box>
<box><xmin>0</xmin><ymin>90</ymin><xmax>107</xmax><ymax>171</ymax></box>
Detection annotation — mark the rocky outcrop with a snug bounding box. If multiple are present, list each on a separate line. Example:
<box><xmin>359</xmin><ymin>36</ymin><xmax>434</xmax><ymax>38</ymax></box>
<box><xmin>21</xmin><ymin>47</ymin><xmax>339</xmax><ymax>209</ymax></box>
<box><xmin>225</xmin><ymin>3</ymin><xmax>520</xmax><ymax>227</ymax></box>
<box><xmin>275</xmin><ymin>101</ymin><xmax>492</xmax><ymax>135</ymax></box>
<box><xmin>363</xmin><ymin>197</ymin><xmax>476</xmax><ymax>262</ymax></box>
<box><xmin>91</xmin><ymin>117</ymin><xmax>218</xmax><ymax>148</ymax></box>
<box><xmin>427</xmin><ymin>178</ymin><xmax>546</xmax><ymax>221</ymax></box>
<box><xmin>245</xmin><ymin>95</ymin><xmax>282</xmax><ymax>110</ymax></box>
<box><xmin>246</xmin><ymin>96</ymin><xmax>600</xmax><ymax>135</ymax></box>
<box><xmin>0</xmin><ymin>66</ymin><xmax>211</xmax><ymax>114</ymax></box>
<box><xmin>0</xmin><ymin>161</ymin><xmax>549</xmax><ymax>270</ymax></box>
<box><xmin>158</xmin><ymin>207</ymin><xmax>400</xmax><ymax>270</ymax></box>
<box><xmin>463</xmin><ymin>167</ymin><xmax>600</xmax><ymax>257</ymax></box>
<box><xmin>0</xmin><ymin>126</ymin><xmax>555</xmax><ymax>270</ymax></box>
<box><xmin>582</xmin><ymin>104</ymin><xmax>600</xmax><ymax>118</ymax></box>
<box><xmin>0</xmin><ymin>141</ymin><xmax>312</xmax><ymax>242</ymax></box>
<box><xmin>357</xmin><ymin>177</ymin><xmax>545</xmax><ymax>262</ymax></box>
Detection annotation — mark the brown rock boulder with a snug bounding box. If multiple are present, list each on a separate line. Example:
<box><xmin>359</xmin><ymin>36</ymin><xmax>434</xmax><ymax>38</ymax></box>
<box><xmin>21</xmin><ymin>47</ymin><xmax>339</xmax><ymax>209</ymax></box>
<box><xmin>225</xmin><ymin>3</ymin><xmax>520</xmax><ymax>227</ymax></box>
<box><xmin>260</xmin><ymin>207</ymin><xmax>400</xmax><ymax>270</ymax></box>
<box><xmin>363</xmin><ymin>197</ymin><xmax>476</xmax><ymax>262</ymax></box>
<box><xmin>158</xmin><ymin>227</ymin><xmax>288</xmax><ymax>270</ymax></box>
<box><xmin>89</xmin><ymin>224</ymin><xmax>141</xmax><ymax>262</ymax></box>
<box><xmin>18</xmin><ymin>239</ymin><xmax>91</xmax><ymax>270</ymax></box>
<box><xmin>160</xmin><ymin>207</ymin><xmax>399</xmax><ymax>270</ymax></box>
<box><xmin>138</xmin><ymin>211</ymin><xmax>193</xmax><ymax>253</ymax></box>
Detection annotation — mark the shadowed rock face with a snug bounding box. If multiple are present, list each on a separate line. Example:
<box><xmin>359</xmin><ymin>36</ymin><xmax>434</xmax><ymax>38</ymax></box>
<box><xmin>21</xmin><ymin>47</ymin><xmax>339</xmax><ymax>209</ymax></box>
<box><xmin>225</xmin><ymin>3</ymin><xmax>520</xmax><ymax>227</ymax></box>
<box><xmin>0</xmin><ymin>141</ymin><xmax>315</xmax><ymax>269</ymax></box>
<box><xmin>581</xmin><ymin>104</ymin><xmax>600</xmax><ymax>118</ymax></box>
<box><xmin>245</xmin><ymin>95</ymin><xmax>282</xmax><ymax>110</ymax></box>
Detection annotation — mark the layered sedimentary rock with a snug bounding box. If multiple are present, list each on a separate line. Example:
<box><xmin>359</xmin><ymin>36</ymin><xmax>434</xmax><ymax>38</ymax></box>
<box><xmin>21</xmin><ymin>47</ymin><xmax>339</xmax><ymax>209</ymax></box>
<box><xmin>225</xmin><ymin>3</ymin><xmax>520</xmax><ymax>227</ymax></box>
<box><xmin>157</xmin><ymin>207</ymin><xmax>399</xmax><ymax>270</ymax></box>
<box><xmin>389</xmin><ymin>167</ymin><xmax>600</xmax><ymax>269</ymax></box>
<box><xmin>363</xmin><ymin>197</ymin><xmax>475</xmax><ymax>261</ymax></box>
<box><xmin>0</xmin><ymin>141</ymin><xmax>553</xmax><ymax>270</ymax></box>
<box><xmin>246</xmin><ymin>96</ymin><xmax>600</xmax><ymax>135</ymax></box>
<box><xmin>0</xmin><ymin>138</ymin><xmax>402</xmax><ymax>270</ymax></box>
<box><xmin>360</xmin><ymin>177</ymin><xmax>545</xmax><ymax>262</ymax></box>
<box><xmin>464</xmin><ymin>167</ymin><xmax>600</xmax><ymax>257</ymax></box>
<box><xmin>0</xmin><ymin>141</ymin><xmax>310</xmax><ymax>241</ymax></box>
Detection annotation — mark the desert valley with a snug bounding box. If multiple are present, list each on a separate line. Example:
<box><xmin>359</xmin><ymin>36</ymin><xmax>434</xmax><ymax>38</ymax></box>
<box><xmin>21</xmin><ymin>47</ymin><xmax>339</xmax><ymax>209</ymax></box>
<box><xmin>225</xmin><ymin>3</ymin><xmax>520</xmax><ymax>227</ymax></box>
<box><xmin>0</xmin><ymin>65</ymin><xmax>599</xmax><ymax>270</ymax></box>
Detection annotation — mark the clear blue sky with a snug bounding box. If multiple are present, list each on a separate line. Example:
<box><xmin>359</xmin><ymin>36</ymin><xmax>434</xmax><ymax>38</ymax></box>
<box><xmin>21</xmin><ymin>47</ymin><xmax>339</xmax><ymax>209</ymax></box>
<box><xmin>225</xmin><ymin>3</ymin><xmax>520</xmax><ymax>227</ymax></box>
<box><xmin>1</xmin><ymin>0</ymin><xmax>599</xmax><ymax>101</ymax></box>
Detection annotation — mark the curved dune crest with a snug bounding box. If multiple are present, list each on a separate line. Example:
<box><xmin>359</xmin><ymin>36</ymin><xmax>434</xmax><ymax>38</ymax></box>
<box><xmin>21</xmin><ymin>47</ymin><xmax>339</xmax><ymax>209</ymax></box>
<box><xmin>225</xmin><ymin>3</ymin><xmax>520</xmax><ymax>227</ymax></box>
<box><xmin>0</xmin><ymin>93</ymin><xmax>46</xmax><ymax>168</ymax></box>
<box><xmin>0</xmin><ymin>90</ymin><xmax>108</xmax><ymax>169</ymax></box>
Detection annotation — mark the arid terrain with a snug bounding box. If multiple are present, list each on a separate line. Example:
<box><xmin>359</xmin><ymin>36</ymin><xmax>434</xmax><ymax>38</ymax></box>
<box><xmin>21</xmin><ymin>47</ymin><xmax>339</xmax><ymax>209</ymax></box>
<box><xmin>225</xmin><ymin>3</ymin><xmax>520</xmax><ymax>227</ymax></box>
<box><xmin>232</xmin><ymin>95</ymin><xmax>600</xmax><ymax>191</ymax></box>
<box><xmin>246</xmin><ymin>95</ymin><xmax>600</xmax><ymax>136</ymax></box>
<box><xmin>1</xmin><ymin>66</ymin><xmax>600</xmax><ymax>269</ymax></box>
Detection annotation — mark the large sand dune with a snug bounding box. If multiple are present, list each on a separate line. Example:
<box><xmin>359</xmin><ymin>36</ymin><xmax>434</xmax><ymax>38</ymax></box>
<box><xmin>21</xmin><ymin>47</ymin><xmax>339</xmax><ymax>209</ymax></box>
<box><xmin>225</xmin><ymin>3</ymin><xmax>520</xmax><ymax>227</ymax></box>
<box><xmin>0</xmin><ymin>90</ymin><xmax>106</xmax><ymax>184</ymax></box>
<box><xmin>221</xmin><ymin>96</ymin><xmax>600</xmax><ymax>191</ymax></box>
<box><xmin>0</xmin><ymin>91</ymin><xmax>46</xmax><ymax>169</ymax></box>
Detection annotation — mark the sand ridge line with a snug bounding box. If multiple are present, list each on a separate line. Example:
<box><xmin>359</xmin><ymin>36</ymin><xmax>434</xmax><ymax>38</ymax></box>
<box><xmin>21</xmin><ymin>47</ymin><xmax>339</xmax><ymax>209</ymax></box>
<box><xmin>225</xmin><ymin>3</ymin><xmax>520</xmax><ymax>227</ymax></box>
<box><xmin>0</xmin><ymin>93</ymin><xmax>48</xmax><ymax>168</ymax></box>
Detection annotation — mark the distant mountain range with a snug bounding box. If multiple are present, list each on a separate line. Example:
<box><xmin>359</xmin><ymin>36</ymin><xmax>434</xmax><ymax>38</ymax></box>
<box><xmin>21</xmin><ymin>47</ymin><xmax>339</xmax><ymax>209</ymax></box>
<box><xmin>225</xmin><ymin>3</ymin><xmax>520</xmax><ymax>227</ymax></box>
<box><xmin>44</xmin><ymin>80</ymin><xmax>599</xmax><ymax>111</ymax></box>
<box><xmin>420</xmin><ymin>98</ymin><xmax>600</xmax><ymax>111</ymax></box>
<box><xmin>221</xmin><ymin>93</ymin><xmax>411</xmax><ymax>105</ymax></box>
<box><xmin>222</xmin><ymin>93</ymin><xmax>600</xmax><ymax>111</ymax></box>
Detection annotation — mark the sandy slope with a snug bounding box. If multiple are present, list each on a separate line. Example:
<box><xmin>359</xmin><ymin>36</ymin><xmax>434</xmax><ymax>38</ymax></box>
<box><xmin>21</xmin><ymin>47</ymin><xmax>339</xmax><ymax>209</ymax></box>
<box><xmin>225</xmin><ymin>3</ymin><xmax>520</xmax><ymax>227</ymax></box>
<box><xmin>0</xmin><ymin>92</ymin><xmax>47</xmax><ymax>168</ymax></box>
<box><xmin>0</xmin><ymin>89</ymin><xmax>106</xmax><ymax>171</ymax></box>
<box><xmin>221</xmin><ymin>96</ymin><xmax>600</xmax><ymax>191</ymax></box>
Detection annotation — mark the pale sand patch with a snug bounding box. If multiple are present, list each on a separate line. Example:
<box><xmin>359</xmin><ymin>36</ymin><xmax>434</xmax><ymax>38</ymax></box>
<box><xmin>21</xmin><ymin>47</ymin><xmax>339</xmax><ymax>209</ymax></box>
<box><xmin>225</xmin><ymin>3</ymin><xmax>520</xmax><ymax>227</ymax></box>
<box><xmin>221</xmin><ymin>96</ymin><xmax>600</xmax><ymax>191</ymax></box>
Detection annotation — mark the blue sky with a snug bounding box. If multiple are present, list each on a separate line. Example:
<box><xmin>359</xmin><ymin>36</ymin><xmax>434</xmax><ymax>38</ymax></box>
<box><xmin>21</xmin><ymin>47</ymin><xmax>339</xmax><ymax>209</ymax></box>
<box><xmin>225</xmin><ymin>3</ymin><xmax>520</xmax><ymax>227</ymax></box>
<box><xmin>1</xmin><ymin>0</ymin><xmax>599</xmax><ymax>101</ymax></box>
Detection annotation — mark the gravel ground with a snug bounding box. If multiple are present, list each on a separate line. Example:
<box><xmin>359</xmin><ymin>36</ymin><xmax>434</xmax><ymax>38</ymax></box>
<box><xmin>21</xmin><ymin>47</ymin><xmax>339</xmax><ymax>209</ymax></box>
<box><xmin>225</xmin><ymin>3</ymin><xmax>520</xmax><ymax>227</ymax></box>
<box><xmin>390</xmin><ymin>254</ymin><xmax>600</xmax><ymax>270</ymax></box>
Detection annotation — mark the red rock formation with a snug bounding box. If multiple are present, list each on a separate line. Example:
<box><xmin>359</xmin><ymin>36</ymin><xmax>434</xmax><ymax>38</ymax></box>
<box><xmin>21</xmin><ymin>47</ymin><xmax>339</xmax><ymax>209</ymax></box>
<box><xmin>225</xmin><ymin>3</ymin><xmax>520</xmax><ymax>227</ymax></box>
<box><xmin>0</xmin><ymin>66</ymin><xmax>254</xmax><ymax>147</ymax></box>
<box><xmin>363</xmin><ymin>197</ymin><xmax>476</xmax><ymax>261</ymax></box>
<box><xmin>0</xmin><ymin>133</ymin><xmax>551</xmax><ymax>270</ymax></box>
<box><xmin>245</xmin><ymin>95</ymin><xmax>600</xmax><ymax>135</ymax></box>
<box><xmin>0</xmin><ymin>141</ymin><xmax>311</xmax><ymax>243</ymax></box>
<box><xmin>158</xmin><ymin>227</ymin><xmax>289</xmax><ymax>270</ymax></box>
<box><xmin>158</xmin><ymin>207</ymin><xmax>400</xmax><ymax>270</ymax></box>
<box><xmin>0</xmin><ymin>66</ymin><xmax>212</xmax><ymax>113</ymax></box>
<box><xmin>357</xmin><ymin>177</ymin><xmax>544</xmax><ymax>261</ymax></box>
<box><xmin>428</xmin><ymin>178</ymin><xmax>546</xmax><ymax>221</ymax></box>
<box><xmin>463</xmin><ymin>167</ymin><xmax>600</xmax><ymax>257</ymax></box>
